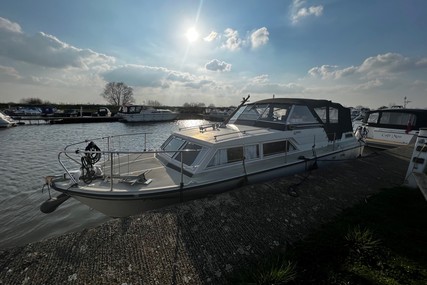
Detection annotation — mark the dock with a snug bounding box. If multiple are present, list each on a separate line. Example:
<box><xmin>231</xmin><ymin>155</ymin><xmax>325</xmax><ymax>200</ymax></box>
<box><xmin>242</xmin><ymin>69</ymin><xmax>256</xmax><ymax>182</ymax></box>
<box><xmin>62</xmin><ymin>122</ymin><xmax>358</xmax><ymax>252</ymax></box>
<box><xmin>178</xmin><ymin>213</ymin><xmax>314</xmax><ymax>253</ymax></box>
<box><xmin>11</xmin><ymin>116</ymin><xmax>120</xmax><ymax>125</ymax></box>
<box><xmin>0</xmin><ymin>146</ymin><xmax>414</xmax><ymax>284</ymax></box>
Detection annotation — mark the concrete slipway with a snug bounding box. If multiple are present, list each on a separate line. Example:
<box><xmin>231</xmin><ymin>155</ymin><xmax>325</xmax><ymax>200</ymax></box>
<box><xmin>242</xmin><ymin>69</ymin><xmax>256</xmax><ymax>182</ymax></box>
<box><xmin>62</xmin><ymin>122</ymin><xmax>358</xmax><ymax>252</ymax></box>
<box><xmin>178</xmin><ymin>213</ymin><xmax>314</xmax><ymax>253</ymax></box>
<box><xmin>0</xmin><ymin>146</ymin><xmax>413</xmax><ymax>284</ymax></box>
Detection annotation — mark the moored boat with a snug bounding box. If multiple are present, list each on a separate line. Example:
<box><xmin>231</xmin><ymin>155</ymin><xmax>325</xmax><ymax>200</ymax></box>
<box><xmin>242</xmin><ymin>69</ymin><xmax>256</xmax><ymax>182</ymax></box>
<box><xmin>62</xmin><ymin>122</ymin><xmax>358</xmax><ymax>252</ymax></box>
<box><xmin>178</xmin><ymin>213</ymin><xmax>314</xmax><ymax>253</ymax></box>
<box><xmin>354</xmin><ymin>108</ymin><xmax>427</xmax><ymax>149</ymax></box>
<box><xmin>0</xmin><ymin>111</ymin><xmax>17</xmax><ymax>128</ymax></box>
<box><xmin>116</xmin><ymin>105</ymin><xmax>178</xmax><ymax>122</ymax></box>
<box><xmin>41</xmin><ymin>96</ymin><xmax>364</xmax><ymax>217</ymax></box>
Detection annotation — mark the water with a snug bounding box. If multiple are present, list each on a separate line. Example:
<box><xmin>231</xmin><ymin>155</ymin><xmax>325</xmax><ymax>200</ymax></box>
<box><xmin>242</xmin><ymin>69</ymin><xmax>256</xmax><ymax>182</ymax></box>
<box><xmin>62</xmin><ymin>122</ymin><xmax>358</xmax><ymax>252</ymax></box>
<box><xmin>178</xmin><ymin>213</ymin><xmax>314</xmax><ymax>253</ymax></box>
<box><xmin>0</xmin><ymin>120</ymin><xmax>207</xmax><ymax>249</ymax></box>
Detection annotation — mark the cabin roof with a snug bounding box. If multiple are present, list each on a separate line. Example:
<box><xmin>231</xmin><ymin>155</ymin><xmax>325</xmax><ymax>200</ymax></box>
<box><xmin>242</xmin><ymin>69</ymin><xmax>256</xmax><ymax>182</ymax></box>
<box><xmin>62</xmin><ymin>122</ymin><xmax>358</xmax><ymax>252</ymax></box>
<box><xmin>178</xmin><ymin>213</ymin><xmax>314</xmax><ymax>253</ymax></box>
<box><xmin>251</xmin><ymin>98</ymin><xmax>345</xmax><ymax>109</ymax></box>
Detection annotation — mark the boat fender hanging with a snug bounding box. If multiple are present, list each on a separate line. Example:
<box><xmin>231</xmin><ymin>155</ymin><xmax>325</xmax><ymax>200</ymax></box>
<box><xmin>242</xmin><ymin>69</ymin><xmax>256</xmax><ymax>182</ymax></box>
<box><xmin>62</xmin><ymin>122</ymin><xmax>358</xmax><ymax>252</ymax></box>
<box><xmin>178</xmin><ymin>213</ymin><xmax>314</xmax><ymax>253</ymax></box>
<box><xmin>40</xmin><ymin>193</ymin><xmax>70</xmax><ymax>214</ymax></box>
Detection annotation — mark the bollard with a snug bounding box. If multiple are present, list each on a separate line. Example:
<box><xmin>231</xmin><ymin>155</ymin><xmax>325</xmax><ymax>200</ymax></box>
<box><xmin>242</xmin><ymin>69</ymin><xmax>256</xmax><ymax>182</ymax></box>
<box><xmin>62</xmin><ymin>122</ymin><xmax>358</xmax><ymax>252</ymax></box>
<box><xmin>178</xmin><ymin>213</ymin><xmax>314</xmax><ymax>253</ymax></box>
<box><xmin>404</xmin><ymin>128</ymin><xmax>427</xmax><ymax>200</ymax></box>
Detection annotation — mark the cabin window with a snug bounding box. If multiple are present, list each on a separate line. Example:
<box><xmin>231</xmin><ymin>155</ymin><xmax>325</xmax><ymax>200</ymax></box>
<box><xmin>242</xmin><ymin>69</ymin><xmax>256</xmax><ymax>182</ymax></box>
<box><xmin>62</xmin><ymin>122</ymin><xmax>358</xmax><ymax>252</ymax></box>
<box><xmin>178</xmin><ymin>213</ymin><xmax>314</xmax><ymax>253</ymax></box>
<box><xmin>237</xmin><ymin>104</ymin><xmax>269</xmax><ymax>121</ymax></box>
<box><xmin>207</xmin><ymin>145</ymin><xmax>259</xmax><ymax>167</ymax></box>
<box><xmin>329</xmin><ymin>107</ymin><xmax>339</xmax><ymax>123</ymax></box>
<box><xmin>161</xmin><ymin>136</ymin><xmax>185</xmax><ymax>157</ymax></box>
<box><xmin>379</xmin><ymin>112</ymin><xmax>416</xmax><ymax>126</ymax></box>
<box><xmin>288</xmin><ymin>105</ymin><xmax>318</xmax><ymax>124</ymax></box>
<box><xmin>314</xmin><ymin>106</ymin><xmax>339</xmax><ymax>124</ymax></box>
<box><xmin>367</xmin><ymin>113</ymin><xmax>379</xmax><ymax>123</ymax></box>
<box><xmin>314</xmin><ymin>107</ymin><xmax>327</xmax><ymax>123</ymax></box>
<box><xmin>174</xmin><ymin>142</ymin><xmax>202</xmax><ymax>166</ymax></box>
<box><xmin>263</xmin><ymin>140</ymin><xmax>295</xmax><ymax>157</ymax></box>
<box><xmin>227</xmin><ymin>147</ymin><xmax>244</xmax><ymax>163</ymax></box>
<box><xmin>259</xmin><ymin>105</ymin><xmax>291</xmax><ymax>122</ymax></box>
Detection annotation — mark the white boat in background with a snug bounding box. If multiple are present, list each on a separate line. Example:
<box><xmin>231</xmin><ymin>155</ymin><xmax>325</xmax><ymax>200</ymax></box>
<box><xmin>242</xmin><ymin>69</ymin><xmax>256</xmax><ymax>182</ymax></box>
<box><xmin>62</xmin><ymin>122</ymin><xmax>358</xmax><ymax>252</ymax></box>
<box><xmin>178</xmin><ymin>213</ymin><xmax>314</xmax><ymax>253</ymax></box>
<box><xmin>41</xmin><ymin>96</ymin><xmax>364</xmax><ymax>217</ymax></box>
<box><xmin>116</xmin><ymin>105</ymin><xmax>178</xmax><ymax>122</ymax></box>
<box><xmin>0</xmin><ymin>111</ymin><xmax>17</xmax><ymax>128</ymax></box>
<box><xmin>354</xmin><ymin>108</ymin><xmax>427</xmax><ymax>149</ymax></box>
<box><xmin>203</xmin><ymin>108</ymin><xmax>235</xmax><ymax>122</ymax></box>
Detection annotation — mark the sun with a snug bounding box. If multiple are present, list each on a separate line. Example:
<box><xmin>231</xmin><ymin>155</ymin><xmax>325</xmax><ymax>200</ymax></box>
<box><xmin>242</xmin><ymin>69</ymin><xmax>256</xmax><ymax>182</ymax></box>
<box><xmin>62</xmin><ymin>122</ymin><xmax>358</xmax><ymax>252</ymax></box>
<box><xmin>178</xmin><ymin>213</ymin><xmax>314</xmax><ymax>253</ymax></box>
<box><xmin>185</xmin><ymin>27</ymin><xmax>199</xmax><ymax>43</ymax></box>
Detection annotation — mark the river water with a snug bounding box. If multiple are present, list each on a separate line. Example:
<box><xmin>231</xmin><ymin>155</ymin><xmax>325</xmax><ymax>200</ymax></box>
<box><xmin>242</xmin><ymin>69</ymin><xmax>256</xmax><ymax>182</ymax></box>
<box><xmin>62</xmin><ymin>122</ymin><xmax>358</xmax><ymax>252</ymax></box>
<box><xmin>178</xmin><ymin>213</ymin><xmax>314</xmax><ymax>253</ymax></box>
<box><xmin>0</xmin><ymin>119</ymin><xmax>207</xmax><ymax>249</ymax></box>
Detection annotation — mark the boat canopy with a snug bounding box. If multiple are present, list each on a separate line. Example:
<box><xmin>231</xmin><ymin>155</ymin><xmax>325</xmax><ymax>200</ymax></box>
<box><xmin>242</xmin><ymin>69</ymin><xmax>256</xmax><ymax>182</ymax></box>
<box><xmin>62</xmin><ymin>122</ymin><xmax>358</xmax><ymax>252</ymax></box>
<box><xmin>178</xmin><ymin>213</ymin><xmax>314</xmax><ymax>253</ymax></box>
<box><xmin>228</xmin><ymin>98</ymin><xmax>352</xmax><ymax>140</ymax></box>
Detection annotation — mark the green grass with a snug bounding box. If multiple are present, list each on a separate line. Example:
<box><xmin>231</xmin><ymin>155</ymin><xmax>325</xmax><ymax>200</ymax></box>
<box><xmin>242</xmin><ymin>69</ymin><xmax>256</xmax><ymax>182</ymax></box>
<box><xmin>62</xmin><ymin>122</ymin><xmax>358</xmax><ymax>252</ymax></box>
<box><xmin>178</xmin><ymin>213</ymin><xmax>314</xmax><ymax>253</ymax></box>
<box><xmin>230</xmin><ymin>187</ymin><xmax>427</xmax><ymax>284</ymax></box>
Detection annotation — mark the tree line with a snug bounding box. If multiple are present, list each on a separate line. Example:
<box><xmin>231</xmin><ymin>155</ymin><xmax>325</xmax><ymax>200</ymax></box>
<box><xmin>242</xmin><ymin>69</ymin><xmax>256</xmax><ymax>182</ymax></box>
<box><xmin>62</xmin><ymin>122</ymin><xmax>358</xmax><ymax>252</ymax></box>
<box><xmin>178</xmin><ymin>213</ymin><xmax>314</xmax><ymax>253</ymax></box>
<box><xmin>13</xmin><ymin>82</ymin><xmax>220</xmax><ymax>108</ymax></box>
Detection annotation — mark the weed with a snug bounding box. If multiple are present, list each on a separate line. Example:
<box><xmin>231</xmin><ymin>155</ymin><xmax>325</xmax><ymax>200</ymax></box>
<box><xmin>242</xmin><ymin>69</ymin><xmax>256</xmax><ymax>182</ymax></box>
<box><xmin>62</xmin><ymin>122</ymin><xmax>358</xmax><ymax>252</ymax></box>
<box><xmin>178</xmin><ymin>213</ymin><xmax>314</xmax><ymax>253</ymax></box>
<box><xmin>232</xmin><ymin>254</ymin><xmax>296</xmax><ymax>285</ymax></box>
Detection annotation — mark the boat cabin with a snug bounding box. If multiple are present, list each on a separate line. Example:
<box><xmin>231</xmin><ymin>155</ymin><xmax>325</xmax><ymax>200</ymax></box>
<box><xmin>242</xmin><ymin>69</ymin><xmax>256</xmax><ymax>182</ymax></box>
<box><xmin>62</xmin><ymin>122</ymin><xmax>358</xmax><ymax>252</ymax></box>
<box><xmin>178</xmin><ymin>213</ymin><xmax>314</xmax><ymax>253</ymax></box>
<box><xmin>227</xmin><ymin>98</ymin><xmax>352</xmax><ymax>140</ymax></box>
<box><xmin>118</xmin><ymin>105</ymin><xmax>148</xmax><ymax>114</ymax></box>
<box><xmin>362</xmin><ymin>108</ymin><xmax>427</xmax><ymax>132</ymax></box>
<box><xmin>158</xmin><ymin>98</ymin><xmax>354</xmax><ymax>176</ymax></box>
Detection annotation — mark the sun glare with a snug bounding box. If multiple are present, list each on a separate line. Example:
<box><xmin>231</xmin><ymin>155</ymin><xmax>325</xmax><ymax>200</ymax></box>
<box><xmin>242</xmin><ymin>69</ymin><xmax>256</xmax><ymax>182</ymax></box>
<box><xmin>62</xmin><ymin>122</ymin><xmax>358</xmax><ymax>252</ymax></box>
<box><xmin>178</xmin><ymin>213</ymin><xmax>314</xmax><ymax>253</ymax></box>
<box><xmin>186</xmin><ymin>27</ymin><xmax>199</xmax><ymax>42</ymax></box>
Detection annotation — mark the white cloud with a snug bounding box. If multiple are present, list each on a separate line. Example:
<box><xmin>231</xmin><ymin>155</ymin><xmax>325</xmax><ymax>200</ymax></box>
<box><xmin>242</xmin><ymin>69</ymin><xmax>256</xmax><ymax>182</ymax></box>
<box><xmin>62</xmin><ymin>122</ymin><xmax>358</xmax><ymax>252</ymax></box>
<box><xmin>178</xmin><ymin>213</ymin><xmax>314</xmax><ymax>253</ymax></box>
<box><xmin>222</xmin><ymin>28</ymin><xmax>243</xmax><ymax>51</ymax></box>
<box><xmin>308</xmin><ymin>65</ymin><xmax>357</xmax><ymax>79</ymax></box>
<box><xmin>205</xmin><ymin>59</ymin><xmax>232</xmax><ymax>72</ymax></box>
<box><xmin>220</xmin><ymin>27</ymin><xmax>269</xmax><ymax>51</ymax></box>
<box><xmin>0</xmin><ymin>65</ymin><xmax>21</xmax><ymax>80</ymax></box>
<box><xmin>102</xmin><ymin>64</ymin><xmax>214</xmax><ymax>90</ymax></box>
<box><xmin>0</xmin><ymin>17</ymin><xmax>22</xmax><ymax>33</ymax></box>
<box><xmin>252</xmin><ymin>74</ymin><xmax>270</xmax><ymax>84</ymax></box>
<box><xmin>251</xmin><ymin>27</ymin><xmax>269</xmax><ymax>48</ymax></box>
<box><xmin>309</xmin><ymin>53</ymin><xmax>427</xmax><ymax>80</ymax></box>
<box><xmin>290</xmin><ymin>0</ymin><xmax>324</xmax><ymax>24</ymax></box>
<box><xmin>203</xmin><ymin>31</ymin><xmax>219</xmax><ymax>42</ymax></box>
<box><xmin>0</xmin><ymin>18</ymin><xmax>114</xmax><ymax>70</ymax></box>
<box><xmin>243</xmin><ymin>75</ymin><xmax>304</xmax><ymax>94</ymax></box>
<box><xmin>358</xmin><ymin>53</ymin><xmax>427</xmax><ymax>77</ymax></box>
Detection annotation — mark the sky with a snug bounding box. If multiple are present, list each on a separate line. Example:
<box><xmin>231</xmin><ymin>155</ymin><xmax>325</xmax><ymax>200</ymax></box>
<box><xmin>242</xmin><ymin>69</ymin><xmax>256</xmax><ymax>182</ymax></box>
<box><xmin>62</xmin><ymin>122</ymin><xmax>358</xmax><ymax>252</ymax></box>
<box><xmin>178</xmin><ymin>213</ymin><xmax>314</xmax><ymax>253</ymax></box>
<box><xmin>1</xmin><ymin>0</ymin><xmax>427</xmax><ymax>109</ymax></box>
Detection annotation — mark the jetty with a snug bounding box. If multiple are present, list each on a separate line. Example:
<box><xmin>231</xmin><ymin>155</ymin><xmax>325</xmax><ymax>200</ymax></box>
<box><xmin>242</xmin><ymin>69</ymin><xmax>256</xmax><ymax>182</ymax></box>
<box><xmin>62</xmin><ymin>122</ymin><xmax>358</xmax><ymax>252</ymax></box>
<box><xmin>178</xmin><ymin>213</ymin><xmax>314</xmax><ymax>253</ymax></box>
<box><xmin>0</xmin><ymin>146</ymin><xmax>413</xmax><ymax>284</ymax></box>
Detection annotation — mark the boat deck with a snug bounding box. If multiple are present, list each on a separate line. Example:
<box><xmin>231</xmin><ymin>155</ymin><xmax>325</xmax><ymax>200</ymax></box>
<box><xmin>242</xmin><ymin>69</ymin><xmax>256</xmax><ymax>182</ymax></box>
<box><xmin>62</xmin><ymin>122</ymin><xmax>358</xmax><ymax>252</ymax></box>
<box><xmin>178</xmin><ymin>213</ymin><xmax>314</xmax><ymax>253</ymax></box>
<box><xmin>55</xmin><ymin>153</ymin><xmax>183</xmax><ymax>194</ymax></box>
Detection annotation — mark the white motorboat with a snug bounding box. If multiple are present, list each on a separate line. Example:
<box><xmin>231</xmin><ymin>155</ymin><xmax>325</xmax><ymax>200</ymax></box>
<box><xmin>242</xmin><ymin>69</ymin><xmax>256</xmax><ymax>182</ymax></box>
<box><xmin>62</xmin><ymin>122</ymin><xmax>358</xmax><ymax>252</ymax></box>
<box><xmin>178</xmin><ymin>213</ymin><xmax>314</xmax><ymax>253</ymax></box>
<box><xmin>41</xmin><ymin>97</ymin><xmax>364</xmax><ymax>217</ymax></box>
<box><xmin>354</xmin><ymin>108</ymin><xmax>427</xmax><ymax>149</ymax></box>
<box><xmin>0</xmin><ymin>111</ymin><xmax>17</xmax><ymax>128</ymax></box>
<box><xmin>116</xmin><ymin>105</ymin><xmax>178</xmax><ymax>122</ymax></box>
<box><xmin>203</xmin><ymin>108</ymin><xmax>235</xmax><ymax>122</ymax></box>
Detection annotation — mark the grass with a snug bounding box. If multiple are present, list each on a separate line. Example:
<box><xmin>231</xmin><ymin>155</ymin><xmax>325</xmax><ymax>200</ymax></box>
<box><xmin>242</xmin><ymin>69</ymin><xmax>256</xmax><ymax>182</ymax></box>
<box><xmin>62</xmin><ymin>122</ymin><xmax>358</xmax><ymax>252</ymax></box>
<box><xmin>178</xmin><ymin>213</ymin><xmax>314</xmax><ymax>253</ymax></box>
<box><xmin>230</xmin><ymin>187</ymin><xmax>427</xmax><ymax>284</ymax></box>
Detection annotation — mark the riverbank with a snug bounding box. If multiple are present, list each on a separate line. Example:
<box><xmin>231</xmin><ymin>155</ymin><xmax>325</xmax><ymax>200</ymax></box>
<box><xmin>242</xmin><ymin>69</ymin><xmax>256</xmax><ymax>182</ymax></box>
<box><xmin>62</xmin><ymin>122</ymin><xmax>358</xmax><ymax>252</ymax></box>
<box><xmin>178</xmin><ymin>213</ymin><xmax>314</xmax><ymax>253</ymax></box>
<box><xmin>0</xmin><ymin>146</ymin><xmax>413</xmax><ymax>284</ymax></box>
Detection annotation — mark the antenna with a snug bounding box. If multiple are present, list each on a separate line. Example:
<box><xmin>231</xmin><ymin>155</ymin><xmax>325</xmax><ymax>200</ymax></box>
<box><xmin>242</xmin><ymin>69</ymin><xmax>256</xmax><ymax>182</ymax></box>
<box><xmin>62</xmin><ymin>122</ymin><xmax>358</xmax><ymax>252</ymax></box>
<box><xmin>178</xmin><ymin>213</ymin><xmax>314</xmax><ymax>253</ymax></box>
<box><xmin>404</xmin><ymin>96</ymin><xmax>411</xmax><ymax>108</ymax></box>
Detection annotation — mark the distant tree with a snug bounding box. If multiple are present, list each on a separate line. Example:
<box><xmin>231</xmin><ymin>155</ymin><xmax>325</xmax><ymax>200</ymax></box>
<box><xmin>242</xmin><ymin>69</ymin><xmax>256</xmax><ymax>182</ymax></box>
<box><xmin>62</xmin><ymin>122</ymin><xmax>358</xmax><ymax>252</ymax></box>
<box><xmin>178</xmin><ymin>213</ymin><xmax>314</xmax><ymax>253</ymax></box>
<box><xmin>20</xmin><ymin>97</ymin><xmax>43</xmax><ymax>105</ymax></box>
<box><xmin>101</xmin><ymin>82</ymin><xmax>134</xmax><ymax>106</ymax></box>
<box><xmin>183</xmin><ymin>102</ymin><xmax>206</xmax><ymax>108</ymax></box>
<box><xmin>146</xmin><ymin>100</ymin><xmax>162</xmax><ymax>107</ymax></box>
<box><xmin>208</xmin><ymin>103</ymin><xmax>216</xmax><ymax>108</ymax></box>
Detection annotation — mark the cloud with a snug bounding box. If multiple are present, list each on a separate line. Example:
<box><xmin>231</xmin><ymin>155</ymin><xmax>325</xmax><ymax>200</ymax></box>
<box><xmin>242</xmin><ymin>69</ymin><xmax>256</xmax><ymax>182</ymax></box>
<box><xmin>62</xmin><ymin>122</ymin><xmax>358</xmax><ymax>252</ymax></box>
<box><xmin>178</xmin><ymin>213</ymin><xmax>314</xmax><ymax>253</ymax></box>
<box><xmin>0</xmin><ymin>65</ymin><xmax>21</xmax><ymax>80</ymax></box>
<box><xmin>0</xmin><ymin>17</ymin><xmax>22</xmax><ymax>33</ymax></box>
<box><xmin>251</xmin><ymin>27</ymin><xmax>269</xmax><ymax>48</ymax></box>
<box><xmin>203</xmin><ymin>31</ymin><xmax>219</xmax><ymax>42</ymax></box>
<box><xmin>243</xmin><ymin>75</ymin><xmax>304</xmax><ymax>94</ymax></box>
<box><xmin>0</xmin><ymin>17</ymin><xmax>114</xmax><ymax>69</ymax></box>
<box><xmin>205</xmin><ymin>59</ymin><xmax>232</xmax><ymax>72</ymax></box>
<box><xmin>252</xmin><ymin>74</ymin><xmax>270</xmax><ymax>83</ymax></box>
<box><xmin>308</xmin><ymin>65</ymin><xmax>357</xmax><ymax>79</ymax></box>
<box><xmin>102</xmin><ymin>64</ymin><xmax>214</xmax><ymax>90</ymax></box>
<box><xmin>220</xmin><ymin>27</ymin><xmax>269</xmax><ymax>51</ymax></box>
<box><xmin>358</xmin><ymin>53</ymin><xmax>427</xmax><ymax>76</ymax></box>
<box><xmin>290</xmin><ymin>0</ymin><xmax>324</xmax><ymax>24</ymax></box>
<box><xmin>309</xmin><ymin>53</ymin><xmax>427</xmax><ymax>80</ymax></box>
<box><xmin>222</xmin><ymin>28</ymin><xmax>243</xmax><ymax>51</ymax></box>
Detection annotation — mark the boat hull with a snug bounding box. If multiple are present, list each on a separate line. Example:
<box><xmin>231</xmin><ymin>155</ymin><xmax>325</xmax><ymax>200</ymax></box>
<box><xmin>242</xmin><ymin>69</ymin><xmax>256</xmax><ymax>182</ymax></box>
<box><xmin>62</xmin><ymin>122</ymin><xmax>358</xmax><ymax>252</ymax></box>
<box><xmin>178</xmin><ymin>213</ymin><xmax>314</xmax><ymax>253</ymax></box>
<box><xmin>55</xmin><ymin>146</ymin><xmax>362</xmax><ymax>217</ymax></box>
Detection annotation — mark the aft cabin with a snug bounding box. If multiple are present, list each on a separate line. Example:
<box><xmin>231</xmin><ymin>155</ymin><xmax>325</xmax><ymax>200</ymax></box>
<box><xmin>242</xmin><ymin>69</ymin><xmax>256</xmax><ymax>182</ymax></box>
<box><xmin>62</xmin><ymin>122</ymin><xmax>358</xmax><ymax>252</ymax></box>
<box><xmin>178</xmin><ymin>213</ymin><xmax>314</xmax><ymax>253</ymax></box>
<box><xmin>227</xmin><ymin>98</ymin><xmax>353</xmax><ymax>141</ymax></box>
